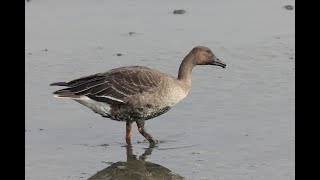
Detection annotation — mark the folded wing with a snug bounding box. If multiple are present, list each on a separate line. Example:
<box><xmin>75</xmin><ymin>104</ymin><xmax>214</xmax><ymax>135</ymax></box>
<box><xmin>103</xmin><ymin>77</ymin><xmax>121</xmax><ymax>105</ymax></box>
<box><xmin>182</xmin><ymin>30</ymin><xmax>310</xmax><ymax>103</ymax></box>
<box><xmin>51</xmin><ymin>66</ymin><xmax>163</xmax><ymax>105</ymax></box>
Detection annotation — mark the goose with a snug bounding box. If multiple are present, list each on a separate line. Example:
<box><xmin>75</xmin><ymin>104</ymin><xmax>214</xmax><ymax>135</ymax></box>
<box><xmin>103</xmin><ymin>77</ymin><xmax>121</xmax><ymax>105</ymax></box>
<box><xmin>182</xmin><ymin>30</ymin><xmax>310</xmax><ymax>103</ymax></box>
<box><xmin>50</xmin><ymin>46</ymin><xmax>226</xmax><ymax>146</ymax></box>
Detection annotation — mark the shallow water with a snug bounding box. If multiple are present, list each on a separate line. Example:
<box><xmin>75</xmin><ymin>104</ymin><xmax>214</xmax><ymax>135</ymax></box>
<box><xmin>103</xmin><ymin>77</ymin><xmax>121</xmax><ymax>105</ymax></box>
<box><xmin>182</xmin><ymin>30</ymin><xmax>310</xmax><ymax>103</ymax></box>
<box><xmin>26</xmin><ymin>0</ymin><xmax>294</xmax><ymax>179</ymax></box>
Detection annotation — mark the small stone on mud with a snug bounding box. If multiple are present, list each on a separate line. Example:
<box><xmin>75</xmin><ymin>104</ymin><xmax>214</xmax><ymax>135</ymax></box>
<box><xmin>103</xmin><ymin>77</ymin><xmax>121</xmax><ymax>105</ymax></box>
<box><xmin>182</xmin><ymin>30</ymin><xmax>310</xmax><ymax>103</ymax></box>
<box><xmin>137</xmin><ymin>139</ymin><xmax>148</xmax><ymax>144</ymax></box>
<box><xmin>38</xmin><ymin>128</ymin><xmax>44</xmax><ymax>131</ymax></box>
<box><xmin>99</xmin><ymin>144</ymin><xmax>109</xmax><ymax>147</ymax></box>
<box><xmin>129</xmin><ymin>32</ymin><xmax>135</xmax><ymax>36</ymax></box>
<box><xmin>244</xmin><ymin>134</ymin><xmax>249</xmax><ymax>136</ymax></box>
<box><xmin>173</xmin><ymin>9</ymin><xmax>186</xmax><ymax>14</ymax></box>
<box><xmin>284</xmin><ymin>5</ymin><xmax>294</xmax><ymax>10</ymax></box>
<box><xmin>43</xmin><ymin>49</ymin><xmax>48</xmax><ymax>52</ymax></box>
<box><xmin>116</xmin><ymin>53</ymin><xmax>123</xmax><ymax>56</ymax></box>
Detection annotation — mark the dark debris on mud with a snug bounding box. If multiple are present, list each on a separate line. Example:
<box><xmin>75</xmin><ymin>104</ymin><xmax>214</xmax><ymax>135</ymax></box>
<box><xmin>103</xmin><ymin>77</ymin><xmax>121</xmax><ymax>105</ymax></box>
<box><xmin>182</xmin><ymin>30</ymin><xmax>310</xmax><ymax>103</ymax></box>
<box><xmin>173</xmin><ymin>9</ymin><xmax>186</xmax><ymax>14</ymax></box>
<box><xmin>284</xmin><ymin>5</ymin><xmax>294</xmax><ymax>10</ymax></box>
<box><xmin>99</xmin><ymin>144</ymin><xmax>110</xmax><ymax>147</ymax></box>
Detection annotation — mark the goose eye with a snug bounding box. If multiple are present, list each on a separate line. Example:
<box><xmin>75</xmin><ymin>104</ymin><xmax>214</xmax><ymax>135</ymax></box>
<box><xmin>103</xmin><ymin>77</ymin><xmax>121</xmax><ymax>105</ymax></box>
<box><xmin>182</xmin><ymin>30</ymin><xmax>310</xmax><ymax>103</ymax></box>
<box><xmin>206</xmin><ymin>50</ymin><xmax>211</xmax><ymax>53</ymax></box>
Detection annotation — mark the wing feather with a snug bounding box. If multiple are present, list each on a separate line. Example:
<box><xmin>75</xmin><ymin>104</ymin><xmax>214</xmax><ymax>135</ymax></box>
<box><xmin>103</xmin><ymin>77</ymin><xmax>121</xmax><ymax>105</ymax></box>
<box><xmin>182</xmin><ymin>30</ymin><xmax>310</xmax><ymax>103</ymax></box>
<box><xmin>52</xmin><ymin>66</ymin><xmax>165</xmax><ymax>104</ymax></box>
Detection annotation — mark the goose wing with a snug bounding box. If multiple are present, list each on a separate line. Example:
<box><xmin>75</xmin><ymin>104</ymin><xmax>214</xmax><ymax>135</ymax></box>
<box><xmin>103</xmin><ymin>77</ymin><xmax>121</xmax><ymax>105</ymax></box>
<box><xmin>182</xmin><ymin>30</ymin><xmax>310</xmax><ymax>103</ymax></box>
<box><xmin>51</xmin><ymin>66</ymin><xmax>163</xmax><ymax>104</ymax></box>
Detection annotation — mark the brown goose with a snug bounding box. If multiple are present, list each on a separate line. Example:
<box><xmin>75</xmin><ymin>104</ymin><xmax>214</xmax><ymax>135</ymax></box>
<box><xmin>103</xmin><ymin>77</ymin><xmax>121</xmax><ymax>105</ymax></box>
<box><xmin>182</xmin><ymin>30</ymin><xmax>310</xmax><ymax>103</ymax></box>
<box><xmin>50</xmin><ymin>46</ymin><xmax>226</xmax><ymax>146</ymax></box>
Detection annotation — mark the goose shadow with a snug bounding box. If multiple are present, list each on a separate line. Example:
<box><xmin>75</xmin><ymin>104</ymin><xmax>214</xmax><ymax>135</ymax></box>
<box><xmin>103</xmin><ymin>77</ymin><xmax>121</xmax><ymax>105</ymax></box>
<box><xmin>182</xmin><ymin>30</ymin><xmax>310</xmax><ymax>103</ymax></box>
<box><xmin>88</xmin><ymin>145</ymin><xmax>185</xmax><ymax>180</ymax></box>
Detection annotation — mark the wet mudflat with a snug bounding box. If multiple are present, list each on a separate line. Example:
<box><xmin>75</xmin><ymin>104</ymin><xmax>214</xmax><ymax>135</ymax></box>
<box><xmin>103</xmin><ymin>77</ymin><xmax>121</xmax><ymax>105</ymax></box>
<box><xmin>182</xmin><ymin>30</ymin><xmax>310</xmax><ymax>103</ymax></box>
<box><xmin>26</xmin><ymin>0</ymin><xmax>294</xmax><ymax>179</ymax></box>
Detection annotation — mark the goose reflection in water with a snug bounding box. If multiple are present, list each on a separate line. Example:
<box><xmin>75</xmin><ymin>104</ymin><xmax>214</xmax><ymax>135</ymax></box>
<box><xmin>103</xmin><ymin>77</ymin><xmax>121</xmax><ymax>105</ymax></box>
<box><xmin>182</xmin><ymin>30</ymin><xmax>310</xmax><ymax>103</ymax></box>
<box><xmin>88</xmin><ymin>145</ymin><xmax>185</xmax><ymax>180</ymax></box>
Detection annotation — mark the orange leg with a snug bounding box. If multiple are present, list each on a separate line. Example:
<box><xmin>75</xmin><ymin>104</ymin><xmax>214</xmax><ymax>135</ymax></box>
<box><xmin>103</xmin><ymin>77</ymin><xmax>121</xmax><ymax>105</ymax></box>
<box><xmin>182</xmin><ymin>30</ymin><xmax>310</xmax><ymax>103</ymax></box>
<box><xmin>126</xmin><ymin>122</ymin><xmax>132</xmax><ymax>146</ymax></box>
<box><xmin>136</xmin><ymin>120</ymin><xmax>157</xmax><ymax>145</ymax></box>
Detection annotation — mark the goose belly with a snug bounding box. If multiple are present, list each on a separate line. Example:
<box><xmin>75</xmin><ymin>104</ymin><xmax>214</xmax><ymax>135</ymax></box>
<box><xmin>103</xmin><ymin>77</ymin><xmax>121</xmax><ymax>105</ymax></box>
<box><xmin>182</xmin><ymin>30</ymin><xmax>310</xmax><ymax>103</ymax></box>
<box><xmin>74</xmin><ymin>96</ymin><xmax>171</xmax><ymax>121</ymax></box>
<box><xmin>133</xmin><ymin>105</ymin><xmax>172</xmax><ymax>120</ymax></box>
<box><xmin>72</xmin><ymin>85</ymin><xmax>187</xmax><ymax>121</ymax></box>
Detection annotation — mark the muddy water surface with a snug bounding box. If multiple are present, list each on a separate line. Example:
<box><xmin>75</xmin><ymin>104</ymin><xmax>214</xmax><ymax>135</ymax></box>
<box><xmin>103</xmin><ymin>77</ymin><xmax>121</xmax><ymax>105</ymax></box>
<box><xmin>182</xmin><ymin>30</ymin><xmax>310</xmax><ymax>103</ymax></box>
<box><xmin>26</xmin><ymin>0</ymin><xmax>294</xmax><ymax>179</ymax></box>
